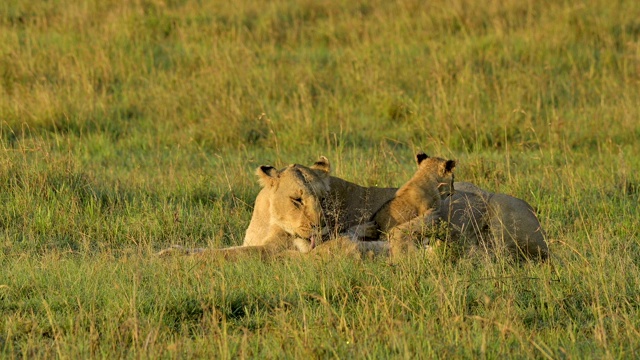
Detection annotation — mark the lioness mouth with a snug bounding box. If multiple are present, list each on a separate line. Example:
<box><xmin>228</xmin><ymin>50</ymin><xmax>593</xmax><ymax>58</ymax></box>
<box><xmin>306</xmin><ymin>226</ymin><xmax>328</xmax><ymax>250</ymax></box>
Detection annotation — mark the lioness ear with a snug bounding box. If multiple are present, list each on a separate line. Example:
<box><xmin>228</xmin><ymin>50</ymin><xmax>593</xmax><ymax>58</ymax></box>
<box><xmin>256</xmin><ymin>165</ymin><xmax>278</xmax><ymax>187</ymax></box>
<box><xmin>416</xmin><ymin>152</ymin><xmax>429</xmax><ymax>165</ymax></box>
<box><xmin>311</xmin><ymin>156</ymin><xmax>330</xmax><ymax>175</ymax></box>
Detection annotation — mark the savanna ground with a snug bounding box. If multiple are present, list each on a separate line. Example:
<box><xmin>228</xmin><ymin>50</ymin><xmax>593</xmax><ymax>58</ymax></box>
<box><xmin>1</xmin><ymin>0</ymin><xmax>640</xmax><ymax>358</ymax></box>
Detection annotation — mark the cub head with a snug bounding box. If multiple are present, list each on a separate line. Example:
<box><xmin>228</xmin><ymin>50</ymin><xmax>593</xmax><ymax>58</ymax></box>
<box><xmin>415</xmin><ymin>152</ymin><xmax>456</xmax><ymax>199</ymax></box>
<box><xmin>256</xmin><ymin>156</ymin><xmax>331</xmax><ymax>251</ymax></box>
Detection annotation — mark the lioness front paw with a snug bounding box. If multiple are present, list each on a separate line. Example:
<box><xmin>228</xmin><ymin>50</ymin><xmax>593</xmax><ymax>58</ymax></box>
<box><xmin>157</xmin><ymin>245</ymin><xmax>205</xmax><ymax>257</ymax></box>
<box><xmin>157</xmin><ymin>245</ymin><xmax>186</xmax><ymax>257</ymax></box>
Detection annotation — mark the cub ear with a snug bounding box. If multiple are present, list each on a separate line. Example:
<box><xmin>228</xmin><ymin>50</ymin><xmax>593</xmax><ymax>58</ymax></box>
<box><xmin>311</xmin><ymin>156</ymin><xmax>330</xmax><ymax>175</ymax></box>
<box><xmin>256</xmin><ymin>165</ymin><xmax>278</xmax><ymax>187</ymax></box>
<box><xmin>416</xmin><ymin>152</ymin><xmax>429</xmax><ymax>165</ymax></box>
<box><xmin>442</xmin><ymin>159</ymin><xmax>456</xmax><ymax>173</ymax></box>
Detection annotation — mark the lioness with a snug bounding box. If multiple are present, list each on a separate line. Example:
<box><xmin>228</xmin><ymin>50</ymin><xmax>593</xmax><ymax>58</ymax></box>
<box><xmin>158</xmin><ymin>156</ymin><xmax>396</xmax><ymax>258</ymax></box>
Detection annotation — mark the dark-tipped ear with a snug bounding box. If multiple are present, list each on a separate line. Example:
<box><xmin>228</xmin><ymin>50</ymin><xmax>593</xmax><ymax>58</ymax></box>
<box><xmin>444</xmin><ymin>159</ymin><xmax>456</xmax><ymax>173</ymax></box>
<box><xmin>311</xmin><ymin>156</ymin><xmax>330</xmax><ymax>175</ymax></box>
<box><xmin>256</xmin><ymin>165</ymin><xmax>278</xmax><ymax>187</ymax></box>
<box><xmin>416</xmin><ymin>152</ymin><xmax>429</xmax><ymax>165</ymax></box>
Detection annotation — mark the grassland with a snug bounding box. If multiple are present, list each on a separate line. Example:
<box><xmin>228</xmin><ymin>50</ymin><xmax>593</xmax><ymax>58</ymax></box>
<box><xmin>1</xmin><ymin>0</ymin><xmax>640</xmax><ymax>358</ymax></box>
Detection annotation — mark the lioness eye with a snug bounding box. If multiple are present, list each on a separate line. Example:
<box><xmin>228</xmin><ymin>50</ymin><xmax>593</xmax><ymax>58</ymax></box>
<box><xmin>291</xmin><ymin>197</ymin><xmax>303</xmax><ymax>206</ymax></box>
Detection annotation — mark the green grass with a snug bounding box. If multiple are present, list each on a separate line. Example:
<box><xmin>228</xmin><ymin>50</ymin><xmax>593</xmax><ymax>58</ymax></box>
<box><xmin>1</xmin><ymin>0</ymin><xmax>640</xmax><ymax>358</ymax></box>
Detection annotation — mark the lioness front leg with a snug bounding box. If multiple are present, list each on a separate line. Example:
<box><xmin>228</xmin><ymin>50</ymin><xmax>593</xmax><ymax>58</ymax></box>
<box><xmin>157</xmin><ymin>245</ymin><xmax>206</xmax><ymax>257</ymax></box>
<box><xmin>157</xmin><ymin>244</ymin><xmax>274</xmax><ymax>259</ymax></box>
<box><xmin>157</xmin><ymin>229</ymin><xmax>301</xmax><ymax>260</ymax></box>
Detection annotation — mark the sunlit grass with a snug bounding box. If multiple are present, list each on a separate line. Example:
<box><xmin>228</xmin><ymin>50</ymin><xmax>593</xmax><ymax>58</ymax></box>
<box><xmin>1</xmin><ymin>0</ymin><xmax>640</xmax><ymax>358</ymax></box>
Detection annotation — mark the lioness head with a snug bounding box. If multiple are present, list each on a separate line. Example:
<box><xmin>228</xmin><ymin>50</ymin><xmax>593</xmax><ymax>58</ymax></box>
<box><xmin>415</xmin><ymin>152</ymin><xmax>456</xmax><ymax>199</ymax></box>
<box><xmin>256</xmin><ymin>156</ymin><xmax>331</xmax><ymax>249</ymax></box>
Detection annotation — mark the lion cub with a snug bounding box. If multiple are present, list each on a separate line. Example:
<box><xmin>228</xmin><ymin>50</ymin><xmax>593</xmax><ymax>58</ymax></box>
<box><xmin>372</xmin><ymin>152</ymin><xmax>456</xmax><ymax>257</ymax></box>
<box><xmin>370</xmin><ymin>153</ymin><xmax>455</xmax><ymax>256</ymax></box>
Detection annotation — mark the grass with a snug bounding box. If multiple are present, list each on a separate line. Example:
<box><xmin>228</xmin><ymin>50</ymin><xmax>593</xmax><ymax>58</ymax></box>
<box><xmin>1</xmin><ymin>0</ymin><xmax>640</xmax><ymax>358</ymax></box>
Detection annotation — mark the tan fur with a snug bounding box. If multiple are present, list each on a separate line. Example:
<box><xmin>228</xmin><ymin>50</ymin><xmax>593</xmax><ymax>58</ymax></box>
<box><xmin>158</xmin><ymin>156</ymin><xmax>397</xmax><ymax>259</ymax></box>
<box><xmin>158</xmin><ymin>154</ymin><xmax>549</xmax><ymax>262</ymax></box>
<box><xmin>369</xmin><ymin>153</ymin><xmax>456</xmax><ymax>258</ymax></box>
<box><xmin>374</xmin><ymin>154</ymin><xmax>455</xmax><ymax>232</ymax></box>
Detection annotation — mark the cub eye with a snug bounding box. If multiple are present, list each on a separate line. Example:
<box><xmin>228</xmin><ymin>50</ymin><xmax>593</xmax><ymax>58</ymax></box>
<box><xmin>291</xmin><ymin>197</ymin><xmax>303</xmax><ymax>207</ymax></box>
